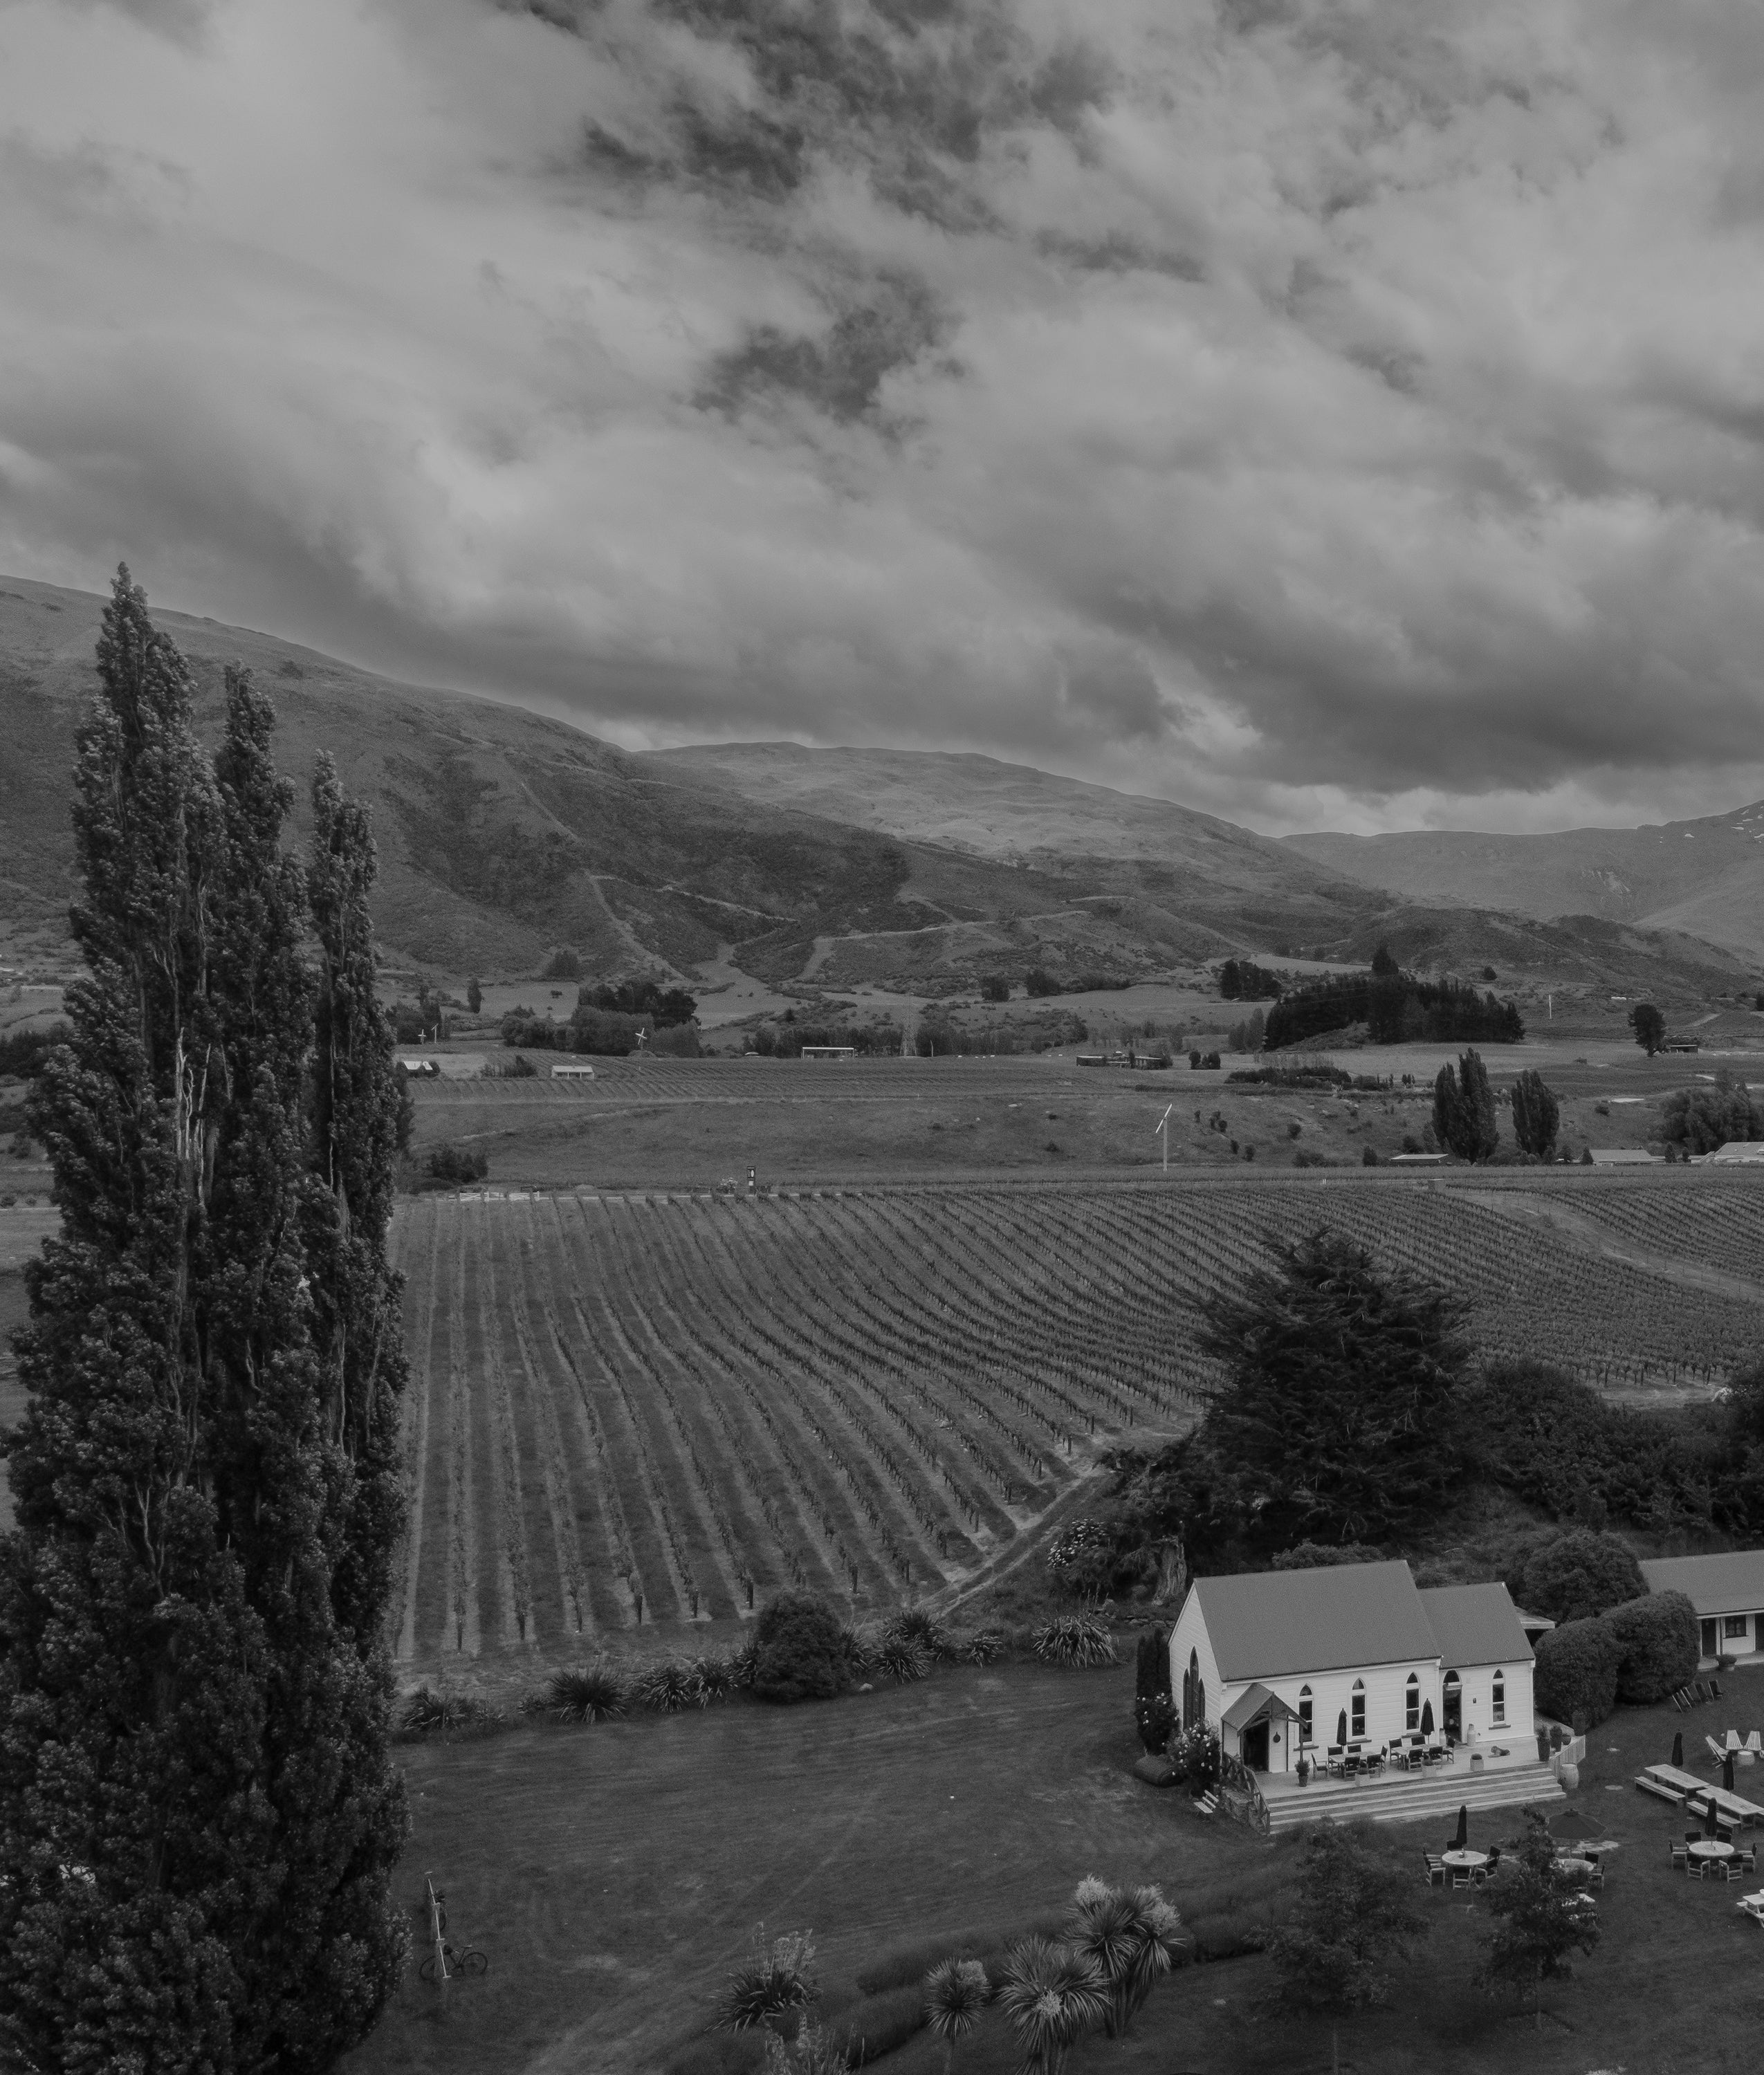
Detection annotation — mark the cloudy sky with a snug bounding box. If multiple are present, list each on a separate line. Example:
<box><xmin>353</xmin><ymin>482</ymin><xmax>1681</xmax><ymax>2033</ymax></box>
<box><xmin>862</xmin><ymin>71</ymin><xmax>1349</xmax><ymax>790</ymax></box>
<box><xmin>3</xmin><ymin>0</ymin><xmax>1764</xmax><ymax>835</ymax></box>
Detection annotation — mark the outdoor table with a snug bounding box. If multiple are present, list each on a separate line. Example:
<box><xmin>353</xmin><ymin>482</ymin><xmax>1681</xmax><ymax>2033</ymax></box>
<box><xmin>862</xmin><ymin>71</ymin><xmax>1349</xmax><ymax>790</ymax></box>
<box><xmin>1689</xmin><ymin>1840</ymin><xmax>1734</xmax><ymax>1864</ymax></box>
<box><xmin>1554</xmin><ymin>1856</ymin><xmax>1592</xmax><ymax>1879</ymax></box>
<box><xmin>1442</xmin><ymin>1850</ymin><xmax>1487</xmax><ymax>1873</ymax></box>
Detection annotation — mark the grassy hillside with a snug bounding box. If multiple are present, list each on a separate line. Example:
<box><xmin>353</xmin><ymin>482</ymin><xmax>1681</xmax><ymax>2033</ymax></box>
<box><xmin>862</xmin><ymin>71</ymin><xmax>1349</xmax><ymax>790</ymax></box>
<box><xmin>1285</xmin><ymin>802</ymin><xmax>1764</xmax><ymax>963</ymax></box>
<box><xmin>3</xmin><ymin>576</ymin><xmax>1751</xmax><ymax>1002</ymax></box>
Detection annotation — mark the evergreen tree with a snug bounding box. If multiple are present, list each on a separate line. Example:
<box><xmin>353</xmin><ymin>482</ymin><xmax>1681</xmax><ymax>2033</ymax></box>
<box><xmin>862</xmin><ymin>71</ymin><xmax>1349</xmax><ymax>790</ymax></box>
<box><xmin>1195</xmin><ymin>1230</ymin><xmax>1471</xmax><ymax>1546</ymax></box>
<box><xmin>1477</xmin><ymin>1811</ymin><xmax>1599</xmax><ymax>2031</ymax></box>
<box><xmin>0</xmin><ymin>571</ymin><xmax>407</xmax><ymax>2075</ymax></box>
<box><xmin>1433</xmin><ymin>1048</ymin><xmax>1499</xmax><ymax>1161</ymax></box>
<box><xmin>1509</xmin><ymin>1069</ymin><xmax>1560</xmax><ymax>1157</ymax></box>
<box><xmin>1628</xmin><ymin>1002</ymin><xmax>1664</xmax><ymax>1055</ymax></box>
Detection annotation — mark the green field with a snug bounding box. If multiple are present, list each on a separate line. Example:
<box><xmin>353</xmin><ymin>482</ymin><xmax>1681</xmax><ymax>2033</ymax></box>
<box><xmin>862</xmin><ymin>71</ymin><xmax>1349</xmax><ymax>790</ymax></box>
<box><xmin>344</xmin><ymin>1661</ymin><xmax>1764</xmax><ymax>2075</ymax></box>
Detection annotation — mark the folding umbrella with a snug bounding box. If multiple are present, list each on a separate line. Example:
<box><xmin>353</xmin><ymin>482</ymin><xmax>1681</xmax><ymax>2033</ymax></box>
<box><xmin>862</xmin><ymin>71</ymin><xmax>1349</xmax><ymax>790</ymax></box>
<box><xmin>1724</xmin><ymin>1751</ymin><xmax>1737</xmax><ymax>1794</ymax></box>
<box><xmin>1671</xmin><ymin>1731</ymin><xmax>1684</xmax><ymax>1769</ymax></box>
<box><xmin>1552</xmin><ymin>1809</ymin><xmax>1596</xmax><ymax>1841</ymax></box>
<box><xmin>1453</xmin><ymin>1805</ymin><xmax>1469</xmax><ymax>1851</ymax></box>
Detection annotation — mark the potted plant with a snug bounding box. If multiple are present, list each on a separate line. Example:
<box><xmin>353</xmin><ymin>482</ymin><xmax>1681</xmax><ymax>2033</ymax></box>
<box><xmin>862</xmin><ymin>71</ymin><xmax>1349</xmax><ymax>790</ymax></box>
<box><xmin>1296</xmin><ymin>1751</ymin><xmax>1312</xmax><ymax>1787</ymax></box>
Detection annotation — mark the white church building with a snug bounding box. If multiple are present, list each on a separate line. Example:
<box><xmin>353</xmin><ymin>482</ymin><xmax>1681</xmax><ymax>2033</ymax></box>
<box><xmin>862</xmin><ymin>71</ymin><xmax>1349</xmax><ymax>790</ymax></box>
<box><xmin>1168</xmin><ymin>1559</ymin><xmax>1535</xmax><ymax>1776</ymax></box>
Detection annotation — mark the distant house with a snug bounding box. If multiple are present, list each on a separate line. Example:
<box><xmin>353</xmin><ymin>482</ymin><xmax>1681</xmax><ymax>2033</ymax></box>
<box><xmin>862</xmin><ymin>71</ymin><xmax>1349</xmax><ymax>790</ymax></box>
<box><xmin>551</xmin><ymin>1060</ymin><xmax>596</xmax><ymax>1078</ymax></box>
<box><xmin>396</xmin><ymin>1051</ymin><xmax>488</xmax><ymax>1080</ymax></box>
<box><xmin>1388</xmin><ymin>1152</ymin><xmax>1446</xmax><ymax>1166</ymax></box>
<box><xmin>1168</xmin><ymin>1560</ymin><xmax>1534</xmax><ymax>1776</ymax></box>
<box><xmin>1702</xmin><ymin>1141</ymin><xmax>1764</xmax><ymax>1165</ymax></box>
<box><xmin>800</xmin><ymin>1046</ymin><xmax>856</xmax><ymax>1061</ymax></box>
<box><xmin>1076</xmin><ymin>1053</ymin><xmax>1107</xmax><ymax>1067</ymax></box>
<box><xmin>1640</xmin><ymin>1552</ymin><xmax>1764</xmax><ymax>1668</ymax></box>
<box><xmin>1662</xmin><ymin>1035</ymin><xmax>1702</xmax><ymax>1053</ymax></box>
<box><xmin>1588</xmin><ymin>1148</ymin><xmax>1661</xmax><ymax>1165</ymax></box>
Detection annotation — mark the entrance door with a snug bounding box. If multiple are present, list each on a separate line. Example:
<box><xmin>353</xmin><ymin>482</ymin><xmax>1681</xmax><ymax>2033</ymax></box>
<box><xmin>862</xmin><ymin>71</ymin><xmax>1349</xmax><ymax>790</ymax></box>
<box><xmin>1242</xmin><ymin>1719</ymin><xmax>1270</xmax><ymax>1771</ymax></box>
<box><xmin>1443</xmin><ymin>1671</ymin><xmax>1462</xmax><ymax>1741</ymax></box>
<box><xmin>1702</xmin><ymin>1618</ymin><xmax>1720</xmax><ymax>1661</ymax></box>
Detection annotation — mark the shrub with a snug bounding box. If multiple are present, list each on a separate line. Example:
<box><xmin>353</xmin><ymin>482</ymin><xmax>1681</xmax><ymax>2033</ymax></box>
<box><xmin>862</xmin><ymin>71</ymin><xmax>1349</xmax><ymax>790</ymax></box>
<box><xmin>1604</xmin><ymin>1589</ymin><xmax>1699</xmax><ymax>1704</ymax></box>
<box><xmin>638</xmin><ymin>1659</ymin><xmax>698</xmax><ymax>1713</ymax></box>
<box><xmin>752</xmin><ymin>1594</ymin><xmax>852</xmax><ymax>1704</ymax></box>
<box><xmin>425</xmin><ymin>1142</ymin><xmax>488</xmax><ymax>1183</ymax></box>
<box><xmin>689</xmin><ymin>1654</ymin><xmax>737</xmax><ymax>1707</ymax></box>
<box><xmin>397</xmin><ymin>1687</ymin><xmax>503</xmax><ymax>1738</ymax></box>
<box><xmin>0</xmin><ymin>1023</ymin><xmax>70</xmax><ymax>1079</ymax></box>
<box><xmin>543</xmin><ymin>1661</ymin><xmax>629</xmax><ymax>1723</ymax></box>
<box><xmin>647</xmin><ymin>1022</ymin><xmax>703</xmax><ymax>1058</ymax></box>
<box><xmin>1032</xmin><ymin>1612</ymin><xmax>1117</xmax><ymax>1668</ymax></box>
<box><xmin>872</xmin><ymin>1634</ymin><xmax>932</xmax><ymax>1684</ymax></box>
<box><xmin>1514</xmin><ymin>1528</ymin><xmax>1645</xmax><ymax>1624</ymax></box>
<box><xmin>1533</xmin><ymin>1617</ymin><xmax>1621</xmax><ymax>1728</ymax></box>
<box><xmin>840</xmin><ymin>1984</ymin><xmax>926</xmax><ymax>2064</ymax></box>
<box><xmin>884</xmin><ymin>1607</ymin><xmax>954</xmax><ymax>1660</ymax></box>
<box><xmin>1025</xmin><ymin>968</ymin><xmax>1060</xmax><ymax>997</ymax></box>
<box><xmin>719</xmin><ymin>1929</ymin><xmax>818</xmax><ymax>2033</ymax></box>
<box><xmin>963</xmin><ymin>1628</ymin><xmax>1007</xmax><ymax>1666</ymax></box>
<box><xmin>1271</xmin><ymin>1542</ymin><xmax>1385</xmax><ymax>1569</ymax></box>
<box><xmin>980</xmin><ymin>976</ymin><xmax>1011</xmax><ymax>1003</ymax></box>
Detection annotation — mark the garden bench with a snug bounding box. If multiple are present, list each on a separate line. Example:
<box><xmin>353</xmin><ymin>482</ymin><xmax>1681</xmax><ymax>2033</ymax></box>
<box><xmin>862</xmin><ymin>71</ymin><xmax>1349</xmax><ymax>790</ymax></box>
<box><xmin>1636</xmin><ymin>1775</ymin><xmax>1682</xmax><ymax>1805</ymax></box>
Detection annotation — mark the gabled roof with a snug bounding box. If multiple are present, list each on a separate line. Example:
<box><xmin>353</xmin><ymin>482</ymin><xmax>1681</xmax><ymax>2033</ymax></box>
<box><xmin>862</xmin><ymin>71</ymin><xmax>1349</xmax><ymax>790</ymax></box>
<box><xmin>1189</xmin><ymin>1561</ymin><xmax>1440</xmax><ymax>1682</ymax></box>
<box><xmin>1419</xmin><ymin>1583</ymin><xmax>1532</xmax><ymax>1669</ymax></box>
<box><xmin>1640</xmin><ymin>1551</ymin><xmax>1764</xmax><ymax>1616</ymax></box>
<box><xmin>1220</xmin><ymin>1682</ymin><xmax>1302</xmax><ymax>1733</ymax></box>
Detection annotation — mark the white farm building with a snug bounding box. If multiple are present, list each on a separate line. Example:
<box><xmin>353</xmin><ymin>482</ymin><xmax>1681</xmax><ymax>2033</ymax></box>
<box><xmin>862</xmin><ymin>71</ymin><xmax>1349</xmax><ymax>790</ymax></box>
<box><xmin>1639</xmin><ymin>1551</ymin><xmax>1764</xmax><ymax>1667</ymax></box>
<box><xmin>1169</xmin><ymin>1560</ymin><xmax>1536</xmax><ymax>1779</ymax></box>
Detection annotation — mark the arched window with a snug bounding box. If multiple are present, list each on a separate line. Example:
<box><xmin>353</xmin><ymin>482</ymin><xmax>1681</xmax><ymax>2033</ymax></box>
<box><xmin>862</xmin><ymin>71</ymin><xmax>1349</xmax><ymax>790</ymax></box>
<box><xmin>1350</xmin><ymin>1678</ymin><xmax>1366</xmax><ymax>1741</ymax></box>
<box><xmin>1491</xmin><ymin>1670</ymin><xmax>1506</xmax><ymax>1724</ymax></box>
<box><xmin>1405</xmin><ymin>1673</ymin><xmax>1420</xmax><ymax>1733</ymax></box>
<box><xmin>1298</xmin><ymin>1684</ymin><xmax>1313</xmax><ymax>1746</ymax></box>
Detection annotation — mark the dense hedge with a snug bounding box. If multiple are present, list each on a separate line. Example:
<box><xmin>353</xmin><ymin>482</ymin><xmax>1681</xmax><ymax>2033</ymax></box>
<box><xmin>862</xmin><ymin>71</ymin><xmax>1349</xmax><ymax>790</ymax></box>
<box><xmin>1533</xmin><ymin>1616</ymin><xmax>1622</xmax><ymax>1728</ymax></box>
<box><xmin>1513</xmin><ymin>1529</ymin><xmax>1645</xmax><ymax>1625</ymax></box>
<box><xmin>1604</xmin><ymin>1590</ymin><xmax>1700</xmax><ymax>1704</ymax></box>
<box><xmin>1264</xmin><ymin>968</ymin><xmax>1523</xmax><ymax>1049</ymax></box>
<box><xmin>750</xmin><ymin>1593</ymin><xmax>852</xmax><ymax>1704</ymax></box>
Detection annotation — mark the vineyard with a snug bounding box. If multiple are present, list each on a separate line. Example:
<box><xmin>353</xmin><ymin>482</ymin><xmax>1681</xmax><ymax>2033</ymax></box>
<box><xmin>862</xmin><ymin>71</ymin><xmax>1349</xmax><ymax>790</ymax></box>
<box><xmin>387</xmin><ymin>1179</ymin><xmax>1764</xmax><ymax>1659</ymax></box>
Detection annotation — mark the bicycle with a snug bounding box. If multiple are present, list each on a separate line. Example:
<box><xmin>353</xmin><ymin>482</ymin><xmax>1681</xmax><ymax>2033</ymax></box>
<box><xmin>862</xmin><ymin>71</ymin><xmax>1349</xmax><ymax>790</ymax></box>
<box><xmin>421</xmin><ymin>1877</ymin><xmax>488</xmax><ymax>1982</ymax></box>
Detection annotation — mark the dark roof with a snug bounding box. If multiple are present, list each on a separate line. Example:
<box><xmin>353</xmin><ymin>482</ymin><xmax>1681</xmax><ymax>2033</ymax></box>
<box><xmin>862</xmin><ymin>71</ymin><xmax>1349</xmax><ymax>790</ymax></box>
<box><xmin>1641</xmin><ymin>1551</ymin><xmax>1764</xmax><ymax>1615</ymax></box>
<box><xmin>1418</xmin><ymin>1583</ymin><xmax>1532</xmax><ymax>1669</ymax></box>
<box><xmin>1191</xmin><ymin>1561</ymin><xmax>1440</xmax><ymax>1681</ymax></box>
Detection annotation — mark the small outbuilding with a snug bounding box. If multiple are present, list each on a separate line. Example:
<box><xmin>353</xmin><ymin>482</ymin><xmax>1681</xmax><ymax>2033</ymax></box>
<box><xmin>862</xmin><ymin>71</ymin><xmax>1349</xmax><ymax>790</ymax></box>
<box><xmin>1639</xmin><ymin>1551</ymin><xmax>1764</xmax><ymax>1668</ymax></box>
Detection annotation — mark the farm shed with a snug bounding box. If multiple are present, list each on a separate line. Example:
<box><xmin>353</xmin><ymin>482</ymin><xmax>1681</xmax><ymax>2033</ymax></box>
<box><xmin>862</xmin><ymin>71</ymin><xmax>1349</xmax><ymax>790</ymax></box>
<box><xmin>1589</xmin><ymin>1148</ymin><xmax>1662</xmax><ymax>1165</ymax></box>
<box><xmin>1640</xmin><ymin>1552</ymin><xmax>1764</xmax><ymax>1668</ymax></box>
<box><xmin>800</xmin><ymin>1046</ymin><xmax>856</xmax><ymax>1060</ymax></box>
<box><xmin>1702</xmin><ymin>1141</ymin><xmax>1764</xmax><ymax>1165</ymax></box>
<box><xmin>395</xmin><ymin>1051</ymin><xmax>487</xmax><ymax>1080</ymax></box>
<box><xmin>551</xmin><ymin>1061</ymin><xmax>596</xmax><ymax>1078</ymax></box>
<box><xmin>1169</xmin><ymin>1561</ymin><xmax>1534</xmax><ymax>1779</ymax></box>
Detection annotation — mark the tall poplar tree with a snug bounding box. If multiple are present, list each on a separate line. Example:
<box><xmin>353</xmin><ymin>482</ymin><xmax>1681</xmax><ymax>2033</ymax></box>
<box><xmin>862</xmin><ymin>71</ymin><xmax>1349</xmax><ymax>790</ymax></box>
<box><xmin>0</xmin><ymin>570</ymin><xmax>407</xmax><ymax>2074</ymax></box>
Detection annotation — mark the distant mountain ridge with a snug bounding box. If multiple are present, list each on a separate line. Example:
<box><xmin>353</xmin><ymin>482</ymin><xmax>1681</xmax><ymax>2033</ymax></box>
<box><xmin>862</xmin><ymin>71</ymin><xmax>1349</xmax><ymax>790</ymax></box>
<box><xmin>0</xmin><ymin>575</ymin><xmax>1749</xmax><ymax>999</ymax></box>
<box><xmin>1284</xmin><ymin>809</ymin><xmax>1764</xmax><ymax>966</ymax></box>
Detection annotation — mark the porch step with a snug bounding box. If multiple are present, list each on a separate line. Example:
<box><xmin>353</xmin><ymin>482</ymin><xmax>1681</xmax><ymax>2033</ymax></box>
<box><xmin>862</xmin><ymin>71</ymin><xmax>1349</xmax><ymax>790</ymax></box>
<box><xmin>1265</xmin><ymin>1760</ymin><xmax>1564</xmax><ymax>1832</ymax></box>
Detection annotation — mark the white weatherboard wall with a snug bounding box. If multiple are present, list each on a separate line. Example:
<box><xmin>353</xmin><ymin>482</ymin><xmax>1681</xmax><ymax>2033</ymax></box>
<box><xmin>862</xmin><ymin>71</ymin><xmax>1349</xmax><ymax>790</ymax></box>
<box><xmin>1170</xmin><ymin>1592</ymin><xmax>1223</xmax><ymax>1734</ymax></box>
<box><xmin>1449</xmin><ymin>1660</ymin><xmax>1534</xmax><ymax>1746</ymax></box>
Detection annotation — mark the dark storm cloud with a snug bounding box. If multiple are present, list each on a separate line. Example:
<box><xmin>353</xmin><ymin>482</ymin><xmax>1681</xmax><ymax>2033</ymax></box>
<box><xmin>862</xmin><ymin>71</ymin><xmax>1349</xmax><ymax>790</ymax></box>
<box><xmin>6</xmin><ymin>0</ymin><xmax>1764</xmax><ymax>837</ymax></box>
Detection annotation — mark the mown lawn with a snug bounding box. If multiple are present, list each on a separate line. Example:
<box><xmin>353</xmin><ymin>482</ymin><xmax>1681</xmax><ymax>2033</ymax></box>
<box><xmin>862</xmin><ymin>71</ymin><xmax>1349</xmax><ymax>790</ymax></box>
<box><xmin>344</xmin><ymin>1661</ymin><xmax>1764</xmax><ymax>2075</ymax></box>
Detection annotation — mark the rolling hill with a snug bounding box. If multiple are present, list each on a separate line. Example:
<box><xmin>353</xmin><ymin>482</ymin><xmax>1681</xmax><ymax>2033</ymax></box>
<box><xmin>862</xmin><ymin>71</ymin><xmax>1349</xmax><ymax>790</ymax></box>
<box><xmin>1284</xmin><ymin>808</ymin><xmax>1764</xmax><ymax>968</ymax></box>
<box><xmin>0</xmin><ymin>574</ymin><xmax>1751</xmax><ymax>1002</ymax></box>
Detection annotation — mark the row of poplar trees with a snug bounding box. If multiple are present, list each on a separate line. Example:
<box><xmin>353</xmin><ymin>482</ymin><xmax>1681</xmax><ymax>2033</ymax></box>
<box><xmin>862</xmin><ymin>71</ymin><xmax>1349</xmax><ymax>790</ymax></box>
<box><xmin>0</xmin><ymin>571</ymin><xmax>410</xmax><ymax>2073</ymax></box>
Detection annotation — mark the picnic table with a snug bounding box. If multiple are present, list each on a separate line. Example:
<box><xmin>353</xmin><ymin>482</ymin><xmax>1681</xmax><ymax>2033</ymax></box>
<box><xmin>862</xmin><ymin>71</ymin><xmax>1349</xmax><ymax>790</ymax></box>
<box><xmin>1644</xmin><ymin>1765</ymin><xmax>1764</xmax><ymax>1826</ymax></box>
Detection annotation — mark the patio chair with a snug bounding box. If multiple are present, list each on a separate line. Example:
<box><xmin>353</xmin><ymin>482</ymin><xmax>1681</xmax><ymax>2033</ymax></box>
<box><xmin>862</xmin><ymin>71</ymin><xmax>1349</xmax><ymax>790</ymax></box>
<box><xmin>1711</xmin><ymin>1679</ymin><xmax>1723</xmax><ymax>1699</ymax></box>
<box><xmin>1671</xmin><ymin>1841</ymin><xmax>1689</xmax><ymax>1869</ymax></box>
<box><xmin>1741</xmin><ymin>1848</ymin><xmax>1757</xmax><ymax>1875</ymax></box>
<box><xmin>1707</xmin><ymin>1735</ymin><xmax>1728</xmax><ymax>1763</ymax></box>
<box><xmin>1687</xmin><ymin>1829</ymin><xmax>1704</xmax><ymax>1846</ymax></box>
<box><xmin>1450</xmin><ymin>1868</ymin><xmax>1473</xmax><ymax>1892</ymax></box>
<box><xmin>1422</xmin><ymin>1853</ymin><xmax>1445</xmax><ymax>1888</ymax></box>
<box><xmin>1672</xmin><ymin>1690</ymin><xmax>1690</xmax><ymax>1713</ymax></box>
<box><xmin>1695</xmin><ymin>1681</ymin><xmax>1711</xmax><ymax>1704</ymax></box>
<box><xmin>1587</xmin><ymin>1863</ymin><xmax>1604</xmax><ymax>1888</ymax></box>
<box><xmin>1746</xmin><ymin>1731</ymin><xmax>1763</xmax><ymax>1758</ymax></box>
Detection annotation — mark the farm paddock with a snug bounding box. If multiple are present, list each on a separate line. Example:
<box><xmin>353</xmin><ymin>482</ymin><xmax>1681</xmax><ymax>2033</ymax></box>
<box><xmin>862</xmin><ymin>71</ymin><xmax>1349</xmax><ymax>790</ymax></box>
<box><xmin>386</xmin><ymin>1174</ymin><xmax>1764</xmax><ymax>1670</ymax></box>
<box><xmin>342</xmin><ymin>1663</ymin><xmax>1764</xmax><ymax>2075</ymax></box>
